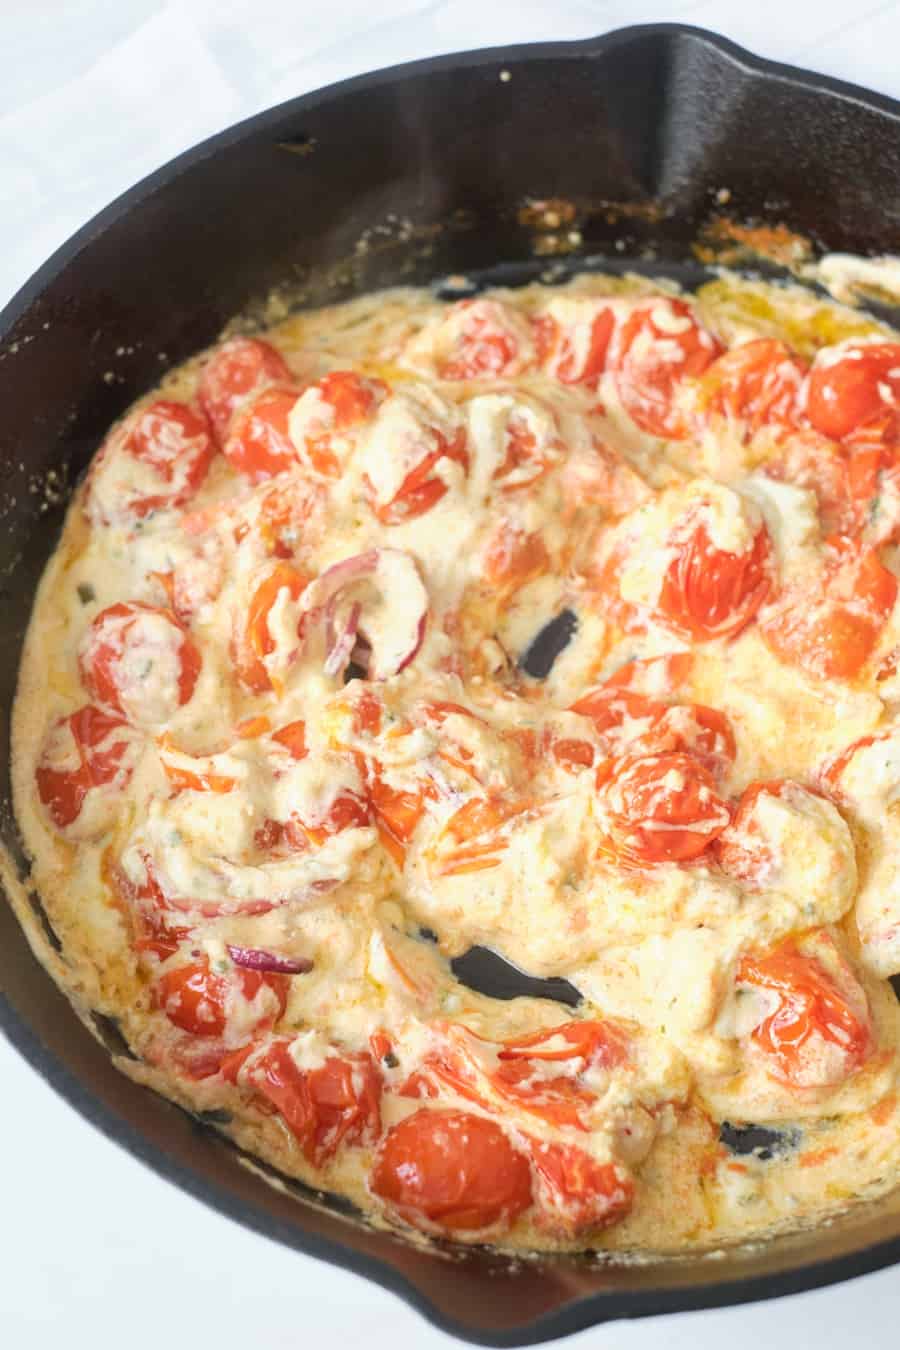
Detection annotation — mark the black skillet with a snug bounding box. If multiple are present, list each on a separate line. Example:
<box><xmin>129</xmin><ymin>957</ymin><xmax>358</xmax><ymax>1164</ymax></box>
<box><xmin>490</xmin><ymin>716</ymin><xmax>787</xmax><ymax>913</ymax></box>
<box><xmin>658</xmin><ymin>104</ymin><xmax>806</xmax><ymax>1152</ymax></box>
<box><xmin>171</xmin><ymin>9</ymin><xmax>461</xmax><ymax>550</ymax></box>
<box><xmin>2</xmin><ymin>23</ymin><xmax>900</xmax><ymax>1346</ymax></box>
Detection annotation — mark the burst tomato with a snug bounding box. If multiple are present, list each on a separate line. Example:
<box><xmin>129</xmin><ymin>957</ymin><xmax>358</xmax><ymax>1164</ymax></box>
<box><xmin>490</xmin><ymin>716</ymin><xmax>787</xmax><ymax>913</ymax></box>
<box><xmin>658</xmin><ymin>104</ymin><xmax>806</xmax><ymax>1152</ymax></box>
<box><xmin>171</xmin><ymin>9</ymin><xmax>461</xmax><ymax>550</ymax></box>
<box><xmin>233</xmin><ymin>562</ymin><xmax>309</xmax><ymax>693</ymax></box>
<box><xmin>36</xmin><ymin>706</ymin><xmax>136</xmax><ymax>829</ymax></box>
<box><xmin>482</xmin><ymin>520</ymin><xmax>549</xmax><ymax>593</ymax></box>
<box><xmin>597</xmin><ymin>751</ymin><xmax>731</xmax><ymax>865</ymax></box>
<box><xmin>80</xmin><ymin>602</ymin><xmax>201</xmax><ymax>725</ymax></box>
<box><xmin>528</xmin><ymin>1139</ymin><xmax>634</xmax><ymax>1236</ymax></box>
<box><xmin>438</xmin><ymin>300</ymin><xmax>530</xmax><ymax>381</ymax></box>
<box><xmin>371</xmin><ymin>1108</ymin><xmax>532</xmax><ymax>1233</ymax></box>
<box><xmin>760</xmin><ymin>537</ymin><xmax>897</xmax><ymax>681</ymax></box>
<box><xmin>534</xmin><ymin>303</ymin><xmax>615</xmax><ymax>385</ymax></box>
<box><xmin>226</xmin><ymin>1039</ymin><xmax>381</xmax><ymax>1167</ymax></box>
<box><xmin>658</xmin><ymin>520</ymin><xmax>773</xmax><ymax>642</ymax></box>
<box><xmin>697</xmin><ymin>337</ymin><xmax>805</xmax><ymax>439</ymax></box>
<box><xmin>499</xmin><ymin>1019</ymin><xmax>628</xmax><ymax>1068</ymax></box>
<box><xmin>807</xmin><ymin>341</ymin><xmax>900</xmax><ymax>442</ymax></box>
<box><xmin>224</xmin><ymin>384</ymin><xmax>299</xmax><ymax>481</ymax></box>
<box><xmin>153</xmin><ymin>955</ymin><xmax>287</xmax><ymax>1039</ymax></box>
<box><xmin>611</xmin><ymin>298</ymin><xmax>721</xmax><ymax>439</ymax></box>
<box><xmin>293</xmin><ymin>370</ymin><xmax>387</xmax><ymax>479</ymax></box>
<box><xmin>87</xmin><ymin>400</ymin><xmax>214</xmax><ymax>524</ymax></box>
<box><xmin>199</xmin><ymin>336</ymin><xmax>293</xmax><ymax>444</ymax></box>
<box><xmin>737</xmin><ymin>939</ymin><xmax>873</xmax><ymax>1088</ymax></box>
<box><xmin>716</xmin><ymin>779</ymin><xmax>816</xmax><ymax>886</ymax></box>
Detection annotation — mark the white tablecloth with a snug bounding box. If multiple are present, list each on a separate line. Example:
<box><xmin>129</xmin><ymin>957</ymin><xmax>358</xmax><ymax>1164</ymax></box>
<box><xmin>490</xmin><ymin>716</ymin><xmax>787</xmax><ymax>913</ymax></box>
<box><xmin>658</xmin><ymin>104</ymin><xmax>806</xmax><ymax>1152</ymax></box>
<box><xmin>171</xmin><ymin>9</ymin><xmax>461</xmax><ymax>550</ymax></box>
<box><xmin>3</xmin><ymin>2</ymin><xmax>900</xmax><ymax>1345</ymax></box>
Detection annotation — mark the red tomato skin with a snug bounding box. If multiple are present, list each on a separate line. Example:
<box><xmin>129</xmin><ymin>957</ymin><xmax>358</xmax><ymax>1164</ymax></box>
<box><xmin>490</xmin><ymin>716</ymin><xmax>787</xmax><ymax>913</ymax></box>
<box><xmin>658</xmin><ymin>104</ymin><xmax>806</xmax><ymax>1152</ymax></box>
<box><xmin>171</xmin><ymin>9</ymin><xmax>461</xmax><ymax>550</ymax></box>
<box><xmin>528</xmin><ymin>1139</ymin><xmax>634</xmax><ymax>1236</ymax></box>
<box><xmin>36</xmin><ymin>705</ymin><xmax>135</xmax><ymax>829</ymax></box>
<box><xmin>658</xmin><ymin>522</ymin><xmax>773</xmax><ymax>642</ymax></box>
<box><xmin>611</xmin><ymin>299</ymin><xmax>721</xmax><ymax>439</ymax></box>
<box><xmin>371</xmin><ymin>1108</ymin><xmax>532</xmax><ymax>1234</ymax></box>
<box><xmin>88</xmin><ymin>400</ymin><xmax>214</xmax><ymax>523</ymax></box>
<box><xmin>80</xmin><ymin>602</ymin><xmax>201</xmax><ymax>719</ymax></box>
<box><xmin>153</xmin><ymin>957</ymin><xmax>287</xmax><ymax>1039</ymax></box>
<box><xmin>736</xmin><ymin>940</ymin><xmax>873</xmax><ymax>1089</ymax></box>
<box><xmin>699</xmin><ymin>338</ymin><xmax>805</xmax><ymax>439</ymax></box>
<box><xmin>224</xmin><ymin>384</ymin><xmax>299</xmax><ymax>481</ymax></box>
<box><xmin>233</xmin><ymin>563</ymin><xmax>308</xmax><ymax>693</ymax></box>
<box><xmin>199</xmin><ymin>337</ymin><xmax>292</xmax><ymax>444</ymax></box>
<box><xmin>438</xmin><ymin>300</ymin><xmax>526</xmax><ymax>381</ymax></box>
<box><xmin>597</xmin><ymin>751</ymin><xmax>731</xmax><ymax>865</ymax></box>
<box><xmin>807</xmin><ymin>342</ymin><xmax>900</xmax><ymax>442</ymax></box>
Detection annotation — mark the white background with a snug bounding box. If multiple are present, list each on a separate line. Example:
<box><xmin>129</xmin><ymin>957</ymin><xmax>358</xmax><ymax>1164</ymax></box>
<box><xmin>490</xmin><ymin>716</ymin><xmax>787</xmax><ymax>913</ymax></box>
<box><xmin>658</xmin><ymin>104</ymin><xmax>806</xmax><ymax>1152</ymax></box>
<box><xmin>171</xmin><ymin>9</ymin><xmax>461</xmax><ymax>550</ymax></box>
<box><xmin>2</xmin><ymin>1</ymin><xmax>900</xmax><ymax>1345</ymax></box>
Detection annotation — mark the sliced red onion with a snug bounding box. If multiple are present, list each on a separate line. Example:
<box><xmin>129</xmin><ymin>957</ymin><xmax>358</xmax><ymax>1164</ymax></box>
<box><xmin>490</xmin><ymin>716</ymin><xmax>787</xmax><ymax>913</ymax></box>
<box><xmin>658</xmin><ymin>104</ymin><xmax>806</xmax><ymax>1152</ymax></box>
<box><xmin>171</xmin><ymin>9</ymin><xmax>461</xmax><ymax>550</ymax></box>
<box><xmin>227</xmin><ymin>944</ymin><xmax>313</xmax><ymax>975</ymax></box>
<box><xmin>301</xmin><ymin>548</ymin><xmax>428</xmax><ymax>680</ymax></box>
<box><xmin>324</xmin><ymin>599</ymin><xmax>361</xmax><ymax>677</ymax></box>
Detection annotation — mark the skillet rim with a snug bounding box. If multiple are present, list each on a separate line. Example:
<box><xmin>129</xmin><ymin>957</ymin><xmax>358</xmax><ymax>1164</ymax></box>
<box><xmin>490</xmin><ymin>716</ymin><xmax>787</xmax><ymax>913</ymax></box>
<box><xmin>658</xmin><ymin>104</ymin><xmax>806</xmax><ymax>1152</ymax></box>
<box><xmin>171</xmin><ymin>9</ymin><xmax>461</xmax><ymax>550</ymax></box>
<box><xmin>3</xmin><ymin>21</ymin><xmax>900</xmax><ymax>1344</ymax></box>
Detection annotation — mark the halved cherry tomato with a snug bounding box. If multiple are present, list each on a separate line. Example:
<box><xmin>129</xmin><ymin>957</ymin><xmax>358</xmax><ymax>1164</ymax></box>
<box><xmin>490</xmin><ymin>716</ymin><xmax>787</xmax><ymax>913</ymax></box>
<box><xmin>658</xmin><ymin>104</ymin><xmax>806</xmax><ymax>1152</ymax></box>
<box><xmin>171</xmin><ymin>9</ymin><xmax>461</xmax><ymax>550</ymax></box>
<box><xmin>293</xmin><ymin>370</ymin><xmax>387</xmax><ymax>479</ymax></box>
<box><xmin>658</xmin><ymin>520</ymin><xmax>773</xmax><ymax>642</ymax></box>
<box><xmin>697</xmin><ymin>338</ymin><xmax>805</xmax><ymax>439</ymax></box>
<box><xmin>226</xmin><ymin>1039</ymin><xmax>381</xmax><ymax>1167</ymax></box>
<box><xmin>528</xmin><ymin>1139</ymin><xmax>634</xmax><ymax>1236</ymax></box>
<box><xmin>807</xmin><ymin>341</ymin><xmax>900</xmax><ymax>443</ymax></box>
<box><xmin>737</xmin><ymin>940</ymin><xmax>872</xmax><ymax>1088</ymax></box>
<box><xmin>482</xmin><ymin>520</ymin><xmax>549</xmax><ymax>593</ymax></box>
<box><xmin>224</xmin><ymin>384</ymin><xmax>299</xmax><ymax>481</ymax></box>
<box><xmin>597</xmin><ymin>751</ymin><xmax>731</xmax><ymax>865</ymax></box>
<box><xmin>371</xmin><ymin>1108</ymin><xmax>532</xmax><ymax>1233</ymax></box>
<box><xmin>654</xmin><ymin>703</ymin><xmax>736</xmax><ymax>782</ymax></box>
<box><xmin>153</xmin><ymin>955</ymin><xmax>287</xmax><ymax>1039</ymax></box>
<box><xmin>535</xmin><ymin>304</ymin><xmax>615</xmax><ymax>385</ymax></box>
<box><xmin>36</xmin><ymin>706</ymin><xmax>136</xmax><ymax>829</ymax></box>
<box><xmin>233</xmin><ymin>562</ymin><xmax>308</xmax><ymax>693</ymax></box>
<box><xmin>88</xmin><ymin>400</ymin><xmax>214</xmax><ymax>524</ymax></box>
<box><xmin>80</xmin><ymin>602</ymin><xmax>201</xmax><ymax>725</ymax></box>
<box><xmin>199</xmin><ymin>336</ymin><xmax>293</xmax><ymax>444</ymax></box>
<box><xmin>760</xmin><ymin>537</ymin><xmax>897</xmax><ymax>681</ymax></box>
<box><xmin>157</xmin><ymin>734</ymin><xmax>236</xmax><ymax>794</ymax></box>
<box><xmin>439</xmin><ymin>300</ymin><xmax>529</xmax><ymax>381</ymax></box>
<box><xmin>611</xmin><ymin>298</ymin><xmax>721</xmax><ymax>439</ymax></box>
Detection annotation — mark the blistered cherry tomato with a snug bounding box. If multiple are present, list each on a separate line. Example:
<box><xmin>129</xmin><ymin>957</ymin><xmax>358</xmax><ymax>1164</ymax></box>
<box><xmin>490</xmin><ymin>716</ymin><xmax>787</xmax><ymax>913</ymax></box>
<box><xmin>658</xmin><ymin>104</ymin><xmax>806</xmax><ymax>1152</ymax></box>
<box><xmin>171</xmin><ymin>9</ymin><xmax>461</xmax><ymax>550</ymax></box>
<box><xmin>232</xmin><ymin>563</ymin><xmax>309</xmax><ymax>693</ymax></box>
<box><xmin>611</xmin><ymin>298</ymin><xmax>720</xmax><ymax>439</ymax></box>
<box><xmin>597</xmin><ymin>751</ymin><xmax>730</xmax><ymax>865</ymax></box>
<box><xmin>153</xmin><ymin>956</ymin><xmax>287</xmax><ymax>1038</ymax></box>
<box><xmin>658</xmin><ymin>520</ymin><xmax>773</xmax><ymax>642</ymax></box>
<box><xmin>87</xmin><ymin>400</ymin><xmax>214</xmax><ymax>524</ymax></box>
<box><xmin>807</xmin><ymin>341</ymin><xmax>900</xmax><ymax>442</ymax></box>
<box><xmin>698</xmin><ymin>338</ymin><xmax>805</xmax><ymax>439</ymax></box>
<box><xmin>199</xmin><ymin>336</ymin><xmax>293</xmax><ymax>444</ymax></box>
<box><xmin>36</xmin><ymin>706</ymin><xmax>136</xmax><ymax>829</ymax></box>
<box><xmin>529</xmin><ymin>1139</ymin><xmax>634</xmax><ymax>1236</ymax></box>
<box><xmin>293</xmin><ymin>370</ymin><xmax>386</xmax><ymax>479</ymax></box>
<box><xmin>80</xmin><ymin>602</ymin><xmax>201</xmax><ymax>725</ymax></box>
<box><xmin>371</xmin><ymin>1108</ymin><xmax>532</xmax><ymax>1233</ymax></box>
<box><xmin>224</xmin><ymin>384</ymin><xmax>299</xmax><ymax>481</ymax></box>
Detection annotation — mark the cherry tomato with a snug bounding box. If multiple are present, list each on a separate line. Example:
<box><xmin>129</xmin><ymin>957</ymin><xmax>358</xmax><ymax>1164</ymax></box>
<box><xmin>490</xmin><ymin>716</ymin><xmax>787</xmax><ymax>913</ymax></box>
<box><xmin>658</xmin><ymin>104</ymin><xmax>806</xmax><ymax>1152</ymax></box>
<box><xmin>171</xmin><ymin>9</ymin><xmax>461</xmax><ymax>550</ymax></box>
<box><xmin>737</xmin><ymin>939</ymin><xmax>872</xmax><ymax>1088</ymax></box>
<box><xmin>698</xmin><ymin>338</ymin><xmax>805</xmax><ymax>439</ymax></box>
<box><xmin>490</xmin><ymin>401</ymin><xmax>562</xmax><ymax>492</ymax></box>
<box><xmin>658</xmin><ymin>520</ymin><xmax>773</xmax><ymax>642</ymax></box>
<box><xmin>716</xmin><ymin>779</ymin><xmax>818</xmax><ymax>886</ymax></box>
<box><xmin>80</xmin><ymin>602</ymin><xmax>201</xmax><ymax>725</ymax></box>
<box><xmin>369</xmin><ymin>777</ymin><xmax>426</xmax><ymax>866</ymax></box>
<box><xmin>224</xmin><ymin>384</ymin><xmax>299</xmax><ymax>481</ymax></box>
<box><xmin>233</xmin><ymin>562</ymin><xmax>308</xmax><ymax>693</ymax></box>
<box><xmin>113</xmin><ymin>853</ymin><xmax>189</xmax><ymax>962</ymax></box>
<box><xmin>550</xmin><ymin>737</ymin><xmax>596</xmax><ymax>772</ymax></box>
<box><xmin>228</xmin><ymin>1039</ymin><xmax>381</xmax><ymax>1166</ymax></box>
<box><xmin>611</xmin><ymin>298</ymin><xmax>721</xmax><ymax>439</ymax></box>
<box><xmin>153</xmin><ymin>955</ymin><xmax>287</xmax><ymax>1039</ymax></box>
<box><xmin>760</xmin><ymin>537</ymin><xmax>897</xmax><ymax>681</ymax></box>
<box><xmin>597</xmin><ymin>751</ymin><xmax>731</xmax><ymax>865</ymax></box>
<box><xmin>199</xmin><ymin>336</ymin><xmax>293</xmax><ymax>445</ymax></box>
<box><xmin>157</xmin><ymin>734</ymin><xmax>236</xmax><ymax>794</ymax></box>
<box><xmin>36</xmin><ymin>705</ymin><xmax>136</xmax><ymax>829</ymax></box>
<box><xmin>88</xmin><ymin>400</ymin><xmax>214</xmax><ymax>524</ymax></box>
<box><xmin>571</xmin><ymin>688</ymin><xmax>667</xmax><ymax>747</ymax></box>
<box><xmin>283</xmin><ymin>790</ymin><xmax>371</xmax><ymax>850</ymax></box>
<box><xmin>654</xmin><ymin>703</ymin><xmax>736</xmax><ymax>782</ymax></box>
<box><xmin>438</xmin><ymin>300</ymin><xmax>530</xmax><ymax>381</ymax></box>
<box><xmin>371</xmin><ymin>1108</ymin><xmax>532</xmax><ymax>1233</ymax></box>
<box><xmin>807</xmin><ymin>341</ymin><xmax>900</xmax><ymax>442</ymax></box>
<box><xmin>602</xmin><ymin>652</ymin><xmax>693</xmax><ymax>696</ymax></box>
<box><xmin>256</xmin><ymin>479</ymin><xmax>323</xmax><ymax>559</ymax></box>
<box><xmin>528</xmin><ymin>1139</ymin><xmax>634</xmax><ymax>1236</ymax></box>
<box><xmin>293</xmin><ymin>370</ymin><xmax>387</xmax><ymax>479</ymax></box>
<box><xmin>534</xmin><ymin>303</ymin><xmax>615</xmax><ymax>385</ymax></box>
<box><xmin>364</xmin><ymin>428</ymin><xmax>468</xmax><ymax>525</ymax></box>
<box><xmin>482</xmin><ymin>520</ymin><xmax>549</xmax><ymax>593</ymax></box>
<box><xmin>499</xmin><ymin>1019</ymin><xmax>628</xmax><ymax>1069</ymax></box>
<box><xmin>763</xmin><ymin>432</ymin><xmax>854</xmax><ymax>537</ymax></box>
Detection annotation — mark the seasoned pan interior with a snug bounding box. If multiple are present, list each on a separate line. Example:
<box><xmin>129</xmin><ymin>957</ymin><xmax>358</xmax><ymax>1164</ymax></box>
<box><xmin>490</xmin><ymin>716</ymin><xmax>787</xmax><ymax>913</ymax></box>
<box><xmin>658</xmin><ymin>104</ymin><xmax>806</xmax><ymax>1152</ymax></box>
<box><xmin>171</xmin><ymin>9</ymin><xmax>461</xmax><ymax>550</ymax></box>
<box><xmin>3</xmin><ymin>24</ymin><xmax>900</xmax><ymax>1345</ymax></box>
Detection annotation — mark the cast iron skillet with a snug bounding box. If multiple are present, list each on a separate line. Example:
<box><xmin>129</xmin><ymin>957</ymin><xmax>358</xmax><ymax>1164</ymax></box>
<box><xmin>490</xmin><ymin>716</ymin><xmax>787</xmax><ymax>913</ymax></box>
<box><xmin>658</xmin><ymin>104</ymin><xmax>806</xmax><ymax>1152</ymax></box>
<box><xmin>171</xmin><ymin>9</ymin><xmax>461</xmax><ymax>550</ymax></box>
<box><xmin>3</xmin><ymin>23</ymin><xmax>900</xmax><ymax>1345</ymax></box>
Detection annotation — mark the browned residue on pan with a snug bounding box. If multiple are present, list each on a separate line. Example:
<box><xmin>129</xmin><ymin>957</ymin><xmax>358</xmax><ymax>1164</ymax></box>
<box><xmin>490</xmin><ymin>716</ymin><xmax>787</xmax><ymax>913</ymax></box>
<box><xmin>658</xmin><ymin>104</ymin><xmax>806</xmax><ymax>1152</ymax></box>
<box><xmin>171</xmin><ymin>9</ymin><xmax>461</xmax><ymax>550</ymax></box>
<box><xmin>693</xmin><ymin>215</ymin><xmax>814</xmax><ymax>268</ymax></box>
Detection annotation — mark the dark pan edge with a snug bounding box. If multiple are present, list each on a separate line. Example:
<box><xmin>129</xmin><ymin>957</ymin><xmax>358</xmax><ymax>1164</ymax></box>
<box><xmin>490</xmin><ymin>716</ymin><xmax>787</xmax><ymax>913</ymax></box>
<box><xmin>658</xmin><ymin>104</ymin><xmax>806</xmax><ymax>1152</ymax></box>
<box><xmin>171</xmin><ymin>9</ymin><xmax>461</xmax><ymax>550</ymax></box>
<box><xmin>3</xmin><ymin>21</ymin><xmax>900</xmax><ymax>1345</ymax></box>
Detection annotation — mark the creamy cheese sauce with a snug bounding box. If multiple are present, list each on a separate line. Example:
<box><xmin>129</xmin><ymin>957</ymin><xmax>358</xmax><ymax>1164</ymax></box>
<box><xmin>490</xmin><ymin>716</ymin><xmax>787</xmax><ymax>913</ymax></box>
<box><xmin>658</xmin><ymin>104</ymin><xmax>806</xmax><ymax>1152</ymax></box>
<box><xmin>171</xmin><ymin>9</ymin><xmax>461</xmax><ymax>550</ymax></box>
<box><xmin>12</xmin><ymin>270</ymin><xmax>900</xmax><ymax>1254</ymax></box>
